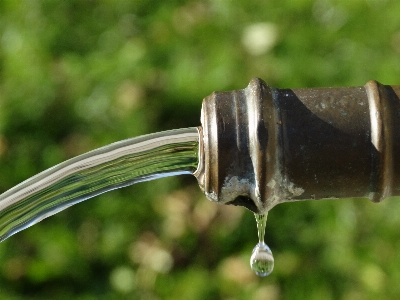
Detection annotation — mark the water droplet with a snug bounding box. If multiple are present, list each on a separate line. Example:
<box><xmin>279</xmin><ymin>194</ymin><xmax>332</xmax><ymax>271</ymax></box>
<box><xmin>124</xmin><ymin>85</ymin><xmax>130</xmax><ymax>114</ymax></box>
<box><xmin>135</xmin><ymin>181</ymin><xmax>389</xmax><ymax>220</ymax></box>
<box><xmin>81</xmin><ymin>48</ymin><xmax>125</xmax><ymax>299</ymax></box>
<box><xmin>250</xmin><ymin>242</ymin><xmax>274</xmax><ymax>277</ymax></box>
<box><xmin>250</xmin><ymin>212</ymin><xmax>274</xmax><ymax>277</ymax></box>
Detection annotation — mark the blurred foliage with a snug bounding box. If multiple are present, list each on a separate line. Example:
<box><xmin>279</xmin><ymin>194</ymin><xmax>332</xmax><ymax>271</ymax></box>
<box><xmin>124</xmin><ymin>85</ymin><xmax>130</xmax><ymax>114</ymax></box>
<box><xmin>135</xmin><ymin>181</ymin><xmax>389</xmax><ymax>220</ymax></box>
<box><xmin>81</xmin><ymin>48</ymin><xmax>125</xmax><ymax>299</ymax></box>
<box><xmin>0</xmin><ymin>0</ymin><xmax>400</xmax><ymax>299</ymax></box>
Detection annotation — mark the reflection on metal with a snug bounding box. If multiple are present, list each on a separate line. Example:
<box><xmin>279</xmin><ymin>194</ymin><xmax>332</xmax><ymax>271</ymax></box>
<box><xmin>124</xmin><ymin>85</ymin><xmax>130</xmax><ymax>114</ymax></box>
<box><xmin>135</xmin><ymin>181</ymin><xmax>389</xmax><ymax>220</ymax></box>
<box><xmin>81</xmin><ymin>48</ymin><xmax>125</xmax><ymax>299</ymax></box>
<box><xmin>195</xmin><ymin>78</ymin><xmax>400</xmax><ymax>214</ymax></box>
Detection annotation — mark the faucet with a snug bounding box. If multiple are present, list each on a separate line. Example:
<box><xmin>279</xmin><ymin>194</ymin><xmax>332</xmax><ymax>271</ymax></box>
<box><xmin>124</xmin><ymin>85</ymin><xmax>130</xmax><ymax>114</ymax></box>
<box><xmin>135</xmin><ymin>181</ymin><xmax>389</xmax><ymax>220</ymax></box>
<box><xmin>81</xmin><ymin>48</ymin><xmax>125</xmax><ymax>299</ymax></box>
<box><xmin>195</xmin><ymin>78</ymin><xmax>400</xmax><ymax>214</ymax></box>
<box><xmin>1</xmin><ymin>78</ymin><xmax>399</xmax><ymax>241</ymax></box>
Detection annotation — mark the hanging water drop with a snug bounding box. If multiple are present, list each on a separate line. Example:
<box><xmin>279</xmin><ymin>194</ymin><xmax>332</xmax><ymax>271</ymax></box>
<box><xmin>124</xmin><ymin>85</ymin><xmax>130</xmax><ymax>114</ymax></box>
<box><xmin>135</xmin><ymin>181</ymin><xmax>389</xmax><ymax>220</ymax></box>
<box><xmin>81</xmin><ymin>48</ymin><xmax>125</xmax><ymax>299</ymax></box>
<box><xmin>250</xmin><ymin>212</ymin><xmax>274</xmax><ymax>277</ymax></box>
<box><xmin>250</xmin><ymin>242</ymin><xmax>274</xmax><ymax>277</ymax></box>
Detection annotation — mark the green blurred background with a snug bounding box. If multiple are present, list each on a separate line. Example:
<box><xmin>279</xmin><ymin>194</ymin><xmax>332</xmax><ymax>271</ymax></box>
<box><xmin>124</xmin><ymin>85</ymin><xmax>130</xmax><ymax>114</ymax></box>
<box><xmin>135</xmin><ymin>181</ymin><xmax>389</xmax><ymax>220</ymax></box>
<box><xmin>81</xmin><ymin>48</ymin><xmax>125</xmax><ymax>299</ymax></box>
<box><xmin>0</xmin><ymin>0</ymin><xmax>400</xmax><ymax>299</ymax></box>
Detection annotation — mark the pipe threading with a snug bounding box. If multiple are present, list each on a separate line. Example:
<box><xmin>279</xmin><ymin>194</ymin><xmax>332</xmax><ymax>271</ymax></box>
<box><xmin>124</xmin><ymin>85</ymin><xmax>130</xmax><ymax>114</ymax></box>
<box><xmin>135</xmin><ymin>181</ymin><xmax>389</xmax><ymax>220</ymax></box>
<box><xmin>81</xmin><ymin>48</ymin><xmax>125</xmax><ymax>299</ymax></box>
<box><xmin>196</xmin><ymin>78</ymin><xmax>400</xmax><ymax>213</ymax></box>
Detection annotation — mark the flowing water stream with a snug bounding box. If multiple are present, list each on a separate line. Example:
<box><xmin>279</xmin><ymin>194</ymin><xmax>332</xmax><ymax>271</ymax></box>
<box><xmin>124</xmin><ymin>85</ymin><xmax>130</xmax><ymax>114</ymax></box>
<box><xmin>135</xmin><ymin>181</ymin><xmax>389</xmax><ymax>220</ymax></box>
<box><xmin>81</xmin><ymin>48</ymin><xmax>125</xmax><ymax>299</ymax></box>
<box><xmin>0</xmin><ymin>126</ymin><xmax>276</xmax><ymax>277</ymax></box>
<box><xmin>0</xmin><ymin>128</ymin><xmax>199</xmax><ymax>242</ymax></box>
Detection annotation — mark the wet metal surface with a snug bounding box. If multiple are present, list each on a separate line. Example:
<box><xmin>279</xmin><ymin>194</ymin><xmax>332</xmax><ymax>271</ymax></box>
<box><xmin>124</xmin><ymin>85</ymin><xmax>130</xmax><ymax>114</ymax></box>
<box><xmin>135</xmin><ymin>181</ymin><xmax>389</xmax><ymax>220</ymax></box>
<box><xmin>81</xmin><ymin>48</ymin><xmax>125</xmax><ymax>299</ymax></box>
<box><xmin>195</xmin><ymin>79</ymin><xmax>400</xmax><ymax>213</ymax></box>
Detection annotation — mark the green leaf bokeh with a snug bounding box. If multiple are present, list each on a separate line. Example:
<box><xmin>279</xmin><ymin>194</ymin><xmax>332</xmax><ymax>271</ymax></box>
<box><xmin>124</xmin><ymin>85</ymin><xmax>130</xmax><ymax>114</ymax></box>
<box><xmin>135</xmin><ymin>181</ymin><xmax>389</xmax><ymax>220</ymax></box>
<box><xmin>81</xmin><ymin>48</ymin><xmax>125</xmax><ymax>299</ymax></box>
<box><xmin>1</xmin><ymin>0</ymin><xmax>400</xmax><ymax>299</ymax></box>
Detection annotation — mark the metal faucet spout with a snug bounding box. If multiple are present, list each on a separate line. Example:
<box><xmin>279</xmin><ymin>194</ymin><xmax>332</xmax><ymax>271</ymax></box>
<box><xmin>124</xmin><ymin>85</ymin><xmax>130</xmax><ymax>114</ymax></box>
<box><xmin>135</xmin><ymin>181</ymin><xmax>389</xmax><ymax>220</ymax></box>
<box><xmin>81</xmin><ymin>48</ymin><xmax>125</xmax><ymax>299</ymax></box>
<box><xmin>195</xmin><ymin>78</ymin><xmax>400</xmax><ymax>214</ymax></box>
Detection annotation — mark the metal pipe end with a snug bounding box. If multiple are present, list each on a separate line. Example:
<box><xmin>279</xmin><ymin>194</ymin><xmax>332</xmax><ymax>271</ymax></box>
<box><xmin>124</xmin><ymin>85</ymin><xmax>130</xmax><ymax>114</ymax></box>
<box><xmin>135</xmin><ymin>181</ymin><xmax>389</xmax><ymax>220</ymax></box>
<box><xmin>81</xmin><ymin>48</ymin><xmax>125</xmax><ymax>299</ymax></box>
<box><xmin>195</xmin><ymin>78</ymin><xmax>282</xmax><ymax>213</ymax></box>
<box><xmin>195</xmin><ymin>79</ymin><xmax>400</xmax><ymax>212</ymax></box>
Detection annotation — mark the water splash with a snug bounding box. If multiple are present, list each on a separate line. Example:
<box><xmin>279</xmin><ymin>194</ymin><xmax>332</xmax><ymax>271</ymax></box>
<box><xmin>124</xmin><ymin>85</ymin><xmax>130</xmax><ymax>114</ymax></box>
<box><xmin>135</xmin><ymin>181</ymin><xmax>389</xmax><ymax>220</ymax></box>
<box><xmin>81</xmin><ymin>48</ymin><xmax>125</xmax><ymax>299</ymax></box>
<box><xmin>0</xmin><ymin>128</ymin><xmax>199</xmax><ymax>242</ymax></box>
<box><xmin>250</xmin><ymin>212</ymin><xmax>274</xmax><ymax>277</ymax></box>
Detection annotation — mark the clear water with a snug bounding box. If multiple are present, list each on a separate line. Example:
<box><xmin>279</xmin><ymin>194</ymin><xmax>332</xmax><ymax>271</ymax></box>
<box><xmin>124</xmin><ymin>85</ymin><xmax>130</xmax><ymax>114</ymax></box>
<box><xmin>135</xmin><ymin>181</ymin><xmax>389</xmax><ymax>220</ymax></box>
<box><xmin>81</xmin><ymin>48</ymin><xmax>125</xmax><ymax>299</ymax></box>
<box><xmin>250</xmin><ymin>212</ymin><xmax>274</xmax><ymax>277</ymax></box>
<box><xmin>0</xmin><ymin>128</ymin><xmax>199</xmax><ymax>242</ymax></box>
